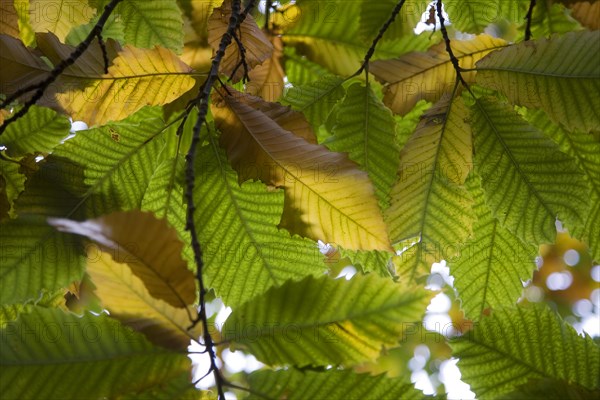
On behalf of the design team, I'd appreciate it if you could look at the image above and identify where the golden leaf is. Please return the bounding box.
[212,88,392,252]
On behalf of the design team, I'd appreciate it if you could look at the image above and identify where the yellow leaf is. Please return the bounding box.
[569,1,600,30]
[49,210,196,308]
[29,0,95,42]
[57,45,195,126]
[0,0,19,38]
[247,35,285,102]
[212,89,392,252]
[370,34,507,115]
[86,246,201,351]
[207,0,273,82]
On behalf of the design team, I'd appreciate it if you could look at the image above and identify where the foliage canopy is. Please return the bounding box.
[0,0,599,399]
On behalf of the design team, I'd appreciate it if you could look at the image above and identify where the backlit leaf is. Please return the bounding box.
[212,89,392,251]
[57,45,195,126]
[385,94,474,279]
[247,35,285,102]
[0,0,19,37]
[49,210,196,308]
[84,246,201,350]
[451,305,600,398]
[327,82,399,207]
[370,34,507,115]
[29,0,94,42]
[0,307,195,399]
[247,368,423,400]
[193,131,326,307]
[445,0,528,33]
[224,274,430,367]
[476,31,600,132]
[207,0,273,82]
[451,173,537,319]
[470,97,589,244]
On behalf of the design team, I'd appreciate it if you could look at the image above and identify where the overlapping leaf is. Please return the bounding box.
[0,106,70,157]
[327,82,399,207]
[359,0,430,41]
[51,107,174,214]
[49,210,196,308]
[476,31,600,132]
[0,168,86,304]
[283,47,330,86]
[568,1,600,30]
[526,1,581,39]
[193,133,325,307]
[0,159,25,219]
[0,307,195,399]
[223,274,430,367]
[281,74,345,128]
[119,0,185,53]
[0,0,19,37]
[282,0,430,76]
[370,34,507,115]
[445,0,529,33]
[29,0,93,42]
[207,0,273,82]
[57,45,195,126]
[385,94,473,279]
[212,89,392,251]
[470,97,589,244]
[247,35,285,102]
[247,369,423,400]
[83,246,200,350]
[524,109,600,261]
[451,173,537,319]
[451,305,600,398]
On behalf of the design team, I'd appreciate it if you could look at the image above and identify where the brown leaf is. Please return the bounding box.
[247,34,285,102]
[207,0,273,82]
[569,1,600,30]
[0,0,19,38]
[49,210,196,308]
[212,88,392,252]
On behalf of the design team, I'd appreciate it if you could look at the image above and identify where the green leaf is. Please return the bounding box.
[445,0,528,33]
[0,105,70,157]
[476,31,600,132]
[65,12,125,46]
[247,368,423,400]
[51,107,172,215]
[526,1,582,39]
[451,305,600,398]
[0,159,25,219]
[0,307,194,399]
[385,94,474,279]
[281,74,346,128]
[223,274,430,367]
[503,378,600,400]
[0,164,87,304]
[451,173,537,319]
[470,96,589,244]
[283,47,330,86]
[524,109,600,262]
[327,82,399,208]
[119,0,185,53]
[282,0,430,76]
[194,133,326,307]
[359,0,430,41]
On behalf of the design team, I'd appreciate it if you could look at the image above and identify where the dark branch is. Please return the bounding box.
[0,0,124,135]
[184,1,256,399]
[355,0,407,77]
[97,34,110,74]
[264,0,274,31]
[435,0,468,87]
[229,1,257,82]
[525,0,537,41]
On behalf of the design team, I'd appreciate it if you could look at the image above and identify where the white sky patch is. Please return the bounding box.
[414,1,450,35]
[563,249,580,267]
[546,270,573,291]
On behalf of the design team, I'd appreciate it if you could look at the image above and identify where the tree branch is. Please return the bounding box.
[355,0,407,77]
[525,0,537,41]
[435,0,468,88]
[184,1,255,399]
[0,0,124,135]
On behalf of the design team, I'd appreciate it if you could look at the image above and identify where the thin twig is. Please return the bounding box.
[525,0,537,41]
[184,1,252,399]
[97,33,110,74]
[228,0,257,82]
[264,0,273,31]
[0,0,124,135]
[355,0,407,77]
[435,0,468,87]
